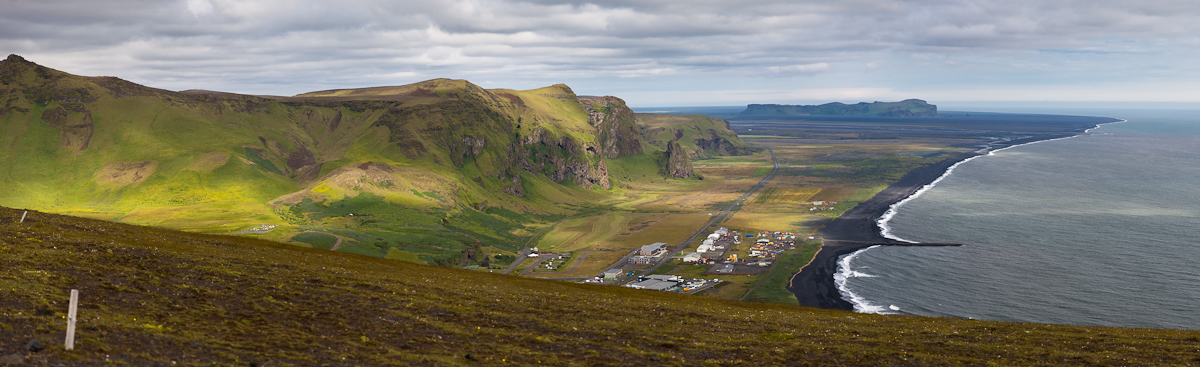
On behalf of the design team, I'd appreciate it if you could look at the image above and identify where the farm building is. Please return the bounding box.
[640,242,667,256]
[627,280,675,291]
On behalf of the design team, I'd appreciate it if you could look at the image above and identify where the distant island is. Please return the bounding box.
[740,99,938,117]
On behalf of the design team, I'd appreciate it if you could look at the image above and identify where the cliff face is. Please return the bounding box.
[741,99,938,117]
[664,140,694,178]
[580,96,643,159]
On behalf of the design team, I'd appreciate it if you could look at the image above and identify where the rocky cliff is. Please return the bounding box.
[581,96,644,159]
[664,140,694,178]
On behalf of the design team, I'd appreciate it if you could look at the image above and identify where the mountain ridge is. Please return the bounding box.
[0,54,673,265]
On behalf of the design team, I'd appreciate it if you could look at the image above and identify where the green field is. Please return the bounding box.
[744,241,822,304]
[290,232,338,250]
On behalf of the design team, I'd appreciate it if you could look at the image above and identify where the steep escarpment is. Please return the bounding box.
[0,55,650,265]
[581,96,643,159]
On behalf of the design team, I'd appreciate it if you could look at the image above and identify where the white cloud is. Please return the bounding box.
[767,63,831,76]
[186,0,213,17]
[1,0,1199,104]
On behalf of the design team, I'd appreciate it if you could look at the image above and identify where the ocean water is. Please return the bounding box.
[840,109,1200,330]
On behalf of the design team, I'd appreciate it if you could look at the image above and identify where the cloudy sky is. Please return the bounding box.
[4,0,1200,107]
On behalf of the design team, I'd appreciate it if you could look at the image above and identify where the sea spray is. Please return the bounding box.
[833,245,889,314]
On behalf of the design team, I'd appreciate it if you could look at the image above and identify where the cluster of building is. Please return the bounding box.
[684,227,741,264]
[536,252,573,270]
[806,200,840,212]
[747,231,796,259]
[624,274,719,292]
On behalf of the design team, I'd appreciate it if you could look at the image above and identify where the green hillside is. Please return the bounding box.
[636,113,753,159]
[0,54,660,266]
[3,207,1197,365]
[741,99,938,117]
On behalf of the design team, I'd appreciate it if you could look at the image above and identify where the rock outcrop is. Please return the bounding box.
[581,96,643,158]
[664,141,694,179]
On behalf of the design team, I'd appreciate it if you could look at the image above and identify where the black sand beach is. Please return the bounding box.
[786,134,1079,310]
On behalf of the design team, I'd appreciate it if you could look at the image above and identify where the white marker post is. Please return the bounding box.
[65,289,78,351]
[20,210,27,223]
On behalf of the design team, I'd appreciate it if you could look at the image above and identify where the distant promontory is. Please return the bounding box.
[740,99,938,117]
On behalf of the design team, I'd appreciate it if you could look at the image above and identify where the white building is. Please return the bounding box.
[640,242,667,256]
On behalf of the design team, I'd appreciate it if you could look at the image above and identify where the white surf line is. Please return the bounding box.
[833,245,887,314]
[859,118,1128,314]
[877,119,1126,243]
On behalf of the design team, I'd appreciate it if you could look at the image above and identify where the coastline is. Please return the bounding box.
[785,132,1086,311]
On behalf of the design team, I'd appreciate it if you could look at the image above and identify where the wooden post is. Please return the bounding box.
[19,210,27,223]
[65,289,78,351]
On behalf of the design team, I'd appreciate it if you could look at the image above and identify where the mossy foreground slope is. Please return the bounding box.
[2,207,1198,366]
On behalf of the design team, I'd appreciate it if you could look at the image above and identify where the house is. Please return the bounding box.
[640,242,667,256]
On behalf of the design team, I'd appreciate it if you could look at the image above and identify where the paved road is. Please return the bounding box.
[738,252,783,301]
[638,146,781,277]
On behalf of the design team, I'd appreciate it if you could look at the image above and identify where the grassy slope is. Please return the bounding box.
[2,207,1199,366]
[0,57,638,265]
[636,113,751,159]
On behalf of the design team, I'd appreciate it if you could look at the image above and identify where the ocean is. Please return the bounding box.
[840,108,1200,330]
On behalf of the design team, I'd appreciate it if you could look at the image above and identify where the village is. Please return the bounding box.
[567,227,801,295]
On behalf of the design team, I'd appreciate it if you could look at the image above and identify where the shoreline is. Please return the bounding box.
[785,132,1086,311]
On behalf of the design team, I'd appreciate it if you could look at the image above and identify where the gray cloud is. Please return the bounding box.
[2,0,1199,104]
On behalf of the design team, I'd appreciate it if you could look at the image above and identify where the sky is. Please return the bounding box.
[3,0,1200,107]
